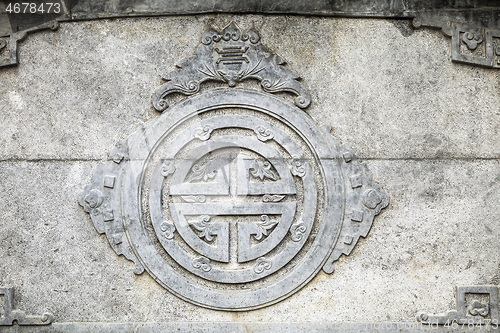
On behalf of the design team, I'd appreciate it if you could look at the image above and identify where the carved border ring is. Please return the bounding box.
[121,88,344,310]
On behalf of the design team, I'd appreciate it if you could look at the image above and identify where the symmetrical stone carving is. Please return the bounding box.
[80,24,388,310]
[417,286,499,325]
[152,22,310,111]
[0,287,53,326]
[413,18,500,69]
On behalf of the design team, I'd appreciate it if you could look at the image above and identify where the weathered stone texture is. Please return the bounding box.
[0,14,499,325]
[1,16,499,160]
[0,159,498,322]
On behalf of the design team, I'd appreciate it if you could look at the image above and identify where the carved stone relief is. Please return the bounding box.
[2,1,500,70]
[0,287,53,326]
[152,22,310,111]
[0,20,59,68]
[79,23,388,310]
[413,18,500,69]
[417,286,499,326]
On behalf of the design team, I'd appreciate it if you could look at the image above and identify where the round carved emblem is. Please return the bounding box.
[79,23,388,311]
[129,89,342,309]
[80,88,388,310]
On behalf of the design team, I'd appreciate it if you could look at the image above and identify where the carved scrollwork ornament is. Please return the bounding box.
[80,23,388,311]
[0,20,59,68]
[0,287,53,326]
[152,22,310,111]
[412,18,500,69]
[417,286,499,325]
[462,31,483,50]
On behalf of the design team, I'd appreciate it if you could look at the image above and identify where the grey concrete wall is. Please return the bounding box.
[0,14,499,325]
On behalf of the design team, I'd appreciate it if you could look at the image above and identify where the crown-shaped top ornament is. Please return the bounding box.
[153,22,311,111]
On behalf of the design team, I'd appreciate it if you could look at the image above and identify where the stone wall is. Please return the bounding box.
[0,14,499,330]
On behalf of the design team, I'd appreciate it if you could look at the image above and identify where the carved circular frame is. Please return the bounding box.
[121,88,344,310]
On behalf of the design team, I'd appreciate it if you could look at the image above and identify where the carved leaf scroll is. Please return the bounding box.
[250,160,277,181]
[192,215,217,242]
[187,161,218,182]
[153,22,310,111]
[253,215,278,241]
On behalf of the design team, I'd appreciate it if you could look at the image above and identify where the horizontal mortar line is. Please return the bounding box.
[0,158,103,162]
[0,157,498,163]
[359,157,500,161]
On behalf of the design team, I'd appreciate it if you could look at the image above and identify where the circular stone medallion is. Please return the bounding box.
[80,88,388,311]
[126,88,341,309]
